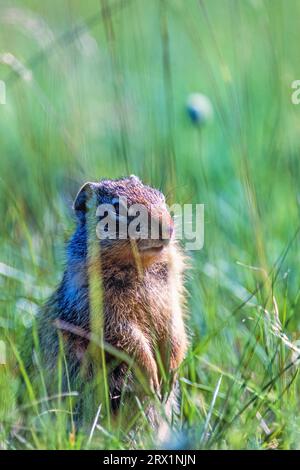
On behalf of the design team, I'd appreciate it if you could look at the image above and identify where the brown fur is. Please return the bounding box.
[38,176,188,436]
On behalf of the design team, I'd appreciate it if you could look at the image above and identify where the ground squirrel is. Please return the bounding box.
[38,175,188,434]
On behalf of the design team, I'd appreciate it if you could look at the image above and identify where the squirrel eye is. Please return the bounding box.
[111,198,120,215]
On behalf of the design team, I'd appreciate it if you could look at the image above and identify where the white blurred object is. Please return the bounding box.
[186,92,213,125]
[76,31,98,57]
[0,52,32,81]
[1,7,54,48]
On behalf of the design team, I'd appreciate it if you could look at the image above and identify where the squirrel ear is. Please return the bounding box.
[129,174,141,184]
[73,182,97,213]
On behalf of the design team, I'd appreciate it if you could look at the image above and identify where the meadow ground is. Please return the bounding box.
[1,0,300,449]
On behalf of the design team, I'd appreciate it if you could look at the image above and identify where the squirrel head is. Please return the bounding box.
[73,176,174,264]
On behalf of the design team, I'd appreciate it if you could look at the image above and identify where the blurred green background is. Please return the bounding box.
[1,0,300,449]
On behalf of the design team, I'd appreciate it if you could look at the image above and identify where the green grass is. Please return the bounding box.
[1,0,300,449]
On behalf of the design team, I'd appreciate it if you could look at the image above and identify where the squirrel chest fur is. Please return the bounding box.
[39,175,187,429]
